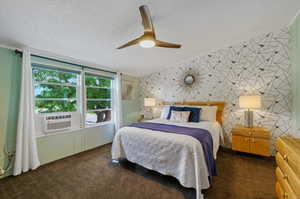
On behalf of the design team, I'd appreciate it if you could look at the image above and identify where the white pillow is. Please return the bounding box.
[200,106,217,122]
[170,110,190,122]
[160,105,171,119]
[175,105,218,122]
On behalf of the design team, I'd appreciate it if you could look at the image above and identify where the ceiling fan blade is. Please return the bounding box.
[139,5,155,36]
[155,40,181,48]
[117,37,141,49]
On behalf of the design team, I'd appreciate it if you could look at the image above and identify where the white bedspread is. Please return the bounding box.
[111,119,223,199]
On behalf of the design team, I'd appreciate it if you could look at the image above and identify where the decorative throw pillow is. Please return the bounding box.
[160,105,171,119]
[180,105,217,122]
[200,106,217,122]
[170,110,191,122]
[183,107,201,122]
[167,106,185,119]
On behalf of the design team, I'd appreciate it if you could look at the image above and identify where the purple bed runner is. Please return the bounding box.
[128,122,217,182]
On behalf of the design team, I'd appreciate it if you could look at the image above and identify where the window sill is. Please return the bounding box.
[84,121,114,129]
[36,121,114,138]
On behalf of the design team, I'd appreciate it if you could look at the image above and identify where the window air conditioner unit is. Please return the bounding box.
[44,114,72,133]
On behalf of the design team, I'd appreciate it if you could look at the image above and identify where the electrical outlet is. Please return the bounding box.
[0,168,5,176]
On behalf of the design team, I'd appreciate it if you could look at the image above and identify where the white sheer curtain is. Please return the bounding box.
[14,49,40,175]
[114,72,123,131]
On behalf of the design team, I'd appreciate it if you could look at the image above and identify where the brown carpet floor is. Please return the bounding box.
[0,144,276,199]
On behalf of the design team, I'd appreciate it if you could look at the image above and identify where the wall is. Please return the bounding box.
[290,13,300,138]
[121,74,141,125]
[0,47,115,178]
[140,28,295,153]
[0,48,21,178]
[37,124,114,165]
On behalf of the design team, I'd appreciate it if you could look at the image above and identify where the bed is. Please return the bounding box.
[111,101,225,199]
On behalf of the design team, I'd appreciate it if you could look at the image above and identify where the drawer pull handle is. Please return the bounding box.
[283,174,288,180]
[283,155,288,162]
[283,193,288,199]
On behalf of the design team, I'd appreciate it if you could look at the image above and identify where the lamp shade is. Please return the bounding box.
[239,95,261,109]
[144,98,156,107]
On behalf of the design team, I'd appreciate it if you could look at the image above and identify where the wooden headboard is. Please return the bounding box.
[162,101,225,125]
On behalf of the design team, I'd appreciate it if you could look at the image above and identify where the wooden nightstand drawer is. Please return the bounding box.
[249,137,270,156]
[276,152,300,196]
[276,137,300,177]
[231,129,251,137]
[231,126,269,138]
[231,126,270,156]
[275,182,295,199]
[276,167,298,199]
[232,135,249,153]
[276,182,285,199]
[275,137,300,199]
[250,130,270,139]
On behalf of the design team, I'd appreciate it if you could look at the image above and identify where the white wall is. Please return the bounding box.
[37,123,114,165]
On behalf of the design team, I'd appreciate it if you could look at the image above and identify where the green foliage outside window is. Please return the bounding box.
[33,67,79,113]
[85,74,111,87]
[32,67,78,84]
[36,100,77,113]
[32,66,113,124]
[85,74,112,124]
[86,88,110,99]
[35,84,76,99]
[85,73,112,111]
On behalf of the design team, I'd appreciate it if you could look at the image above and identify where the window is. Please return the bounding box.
[31,60,115,135]
[85,73,112,125]
[32,64,80,113]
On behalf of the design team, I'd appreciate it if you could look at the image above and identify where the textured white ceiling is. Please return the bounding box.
[0,0,299,76]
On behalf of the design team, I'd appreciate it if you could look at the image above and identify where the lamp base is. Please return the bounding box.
[144,108,153,119]
[244,110,253,128]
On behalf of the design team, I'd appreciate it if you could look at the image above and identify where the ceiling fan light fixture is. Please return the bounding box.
[139,40,155,48]
[116,5,181,49]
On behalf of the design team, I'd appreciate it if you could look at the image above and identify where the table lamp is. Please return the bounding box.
[239,95,261,128]
[144,98,156,119]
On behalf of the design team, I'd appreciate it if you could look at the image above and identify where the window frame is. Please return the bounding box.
[83,71,113,128]
[31,61,116,133]
[32,64,82,115]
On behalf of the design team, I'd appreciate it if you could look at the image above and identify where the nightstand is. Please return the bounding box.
[231,125,271,156]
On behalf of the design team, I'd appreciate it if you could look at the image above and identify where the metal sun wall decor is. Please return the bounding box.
[177,68,205,96]
[140,28,293,154]
[184,74,195,86]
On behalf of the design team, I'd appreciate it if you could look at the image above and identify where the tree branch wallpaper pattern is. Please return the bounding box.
[140,28,293,153]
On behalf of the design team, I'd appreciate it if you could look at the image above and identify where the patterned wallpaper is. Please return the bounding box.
[140,28,293,152]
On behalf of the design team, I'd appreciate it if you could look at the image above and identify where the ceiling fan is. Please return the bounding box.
[117,5,181,49]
